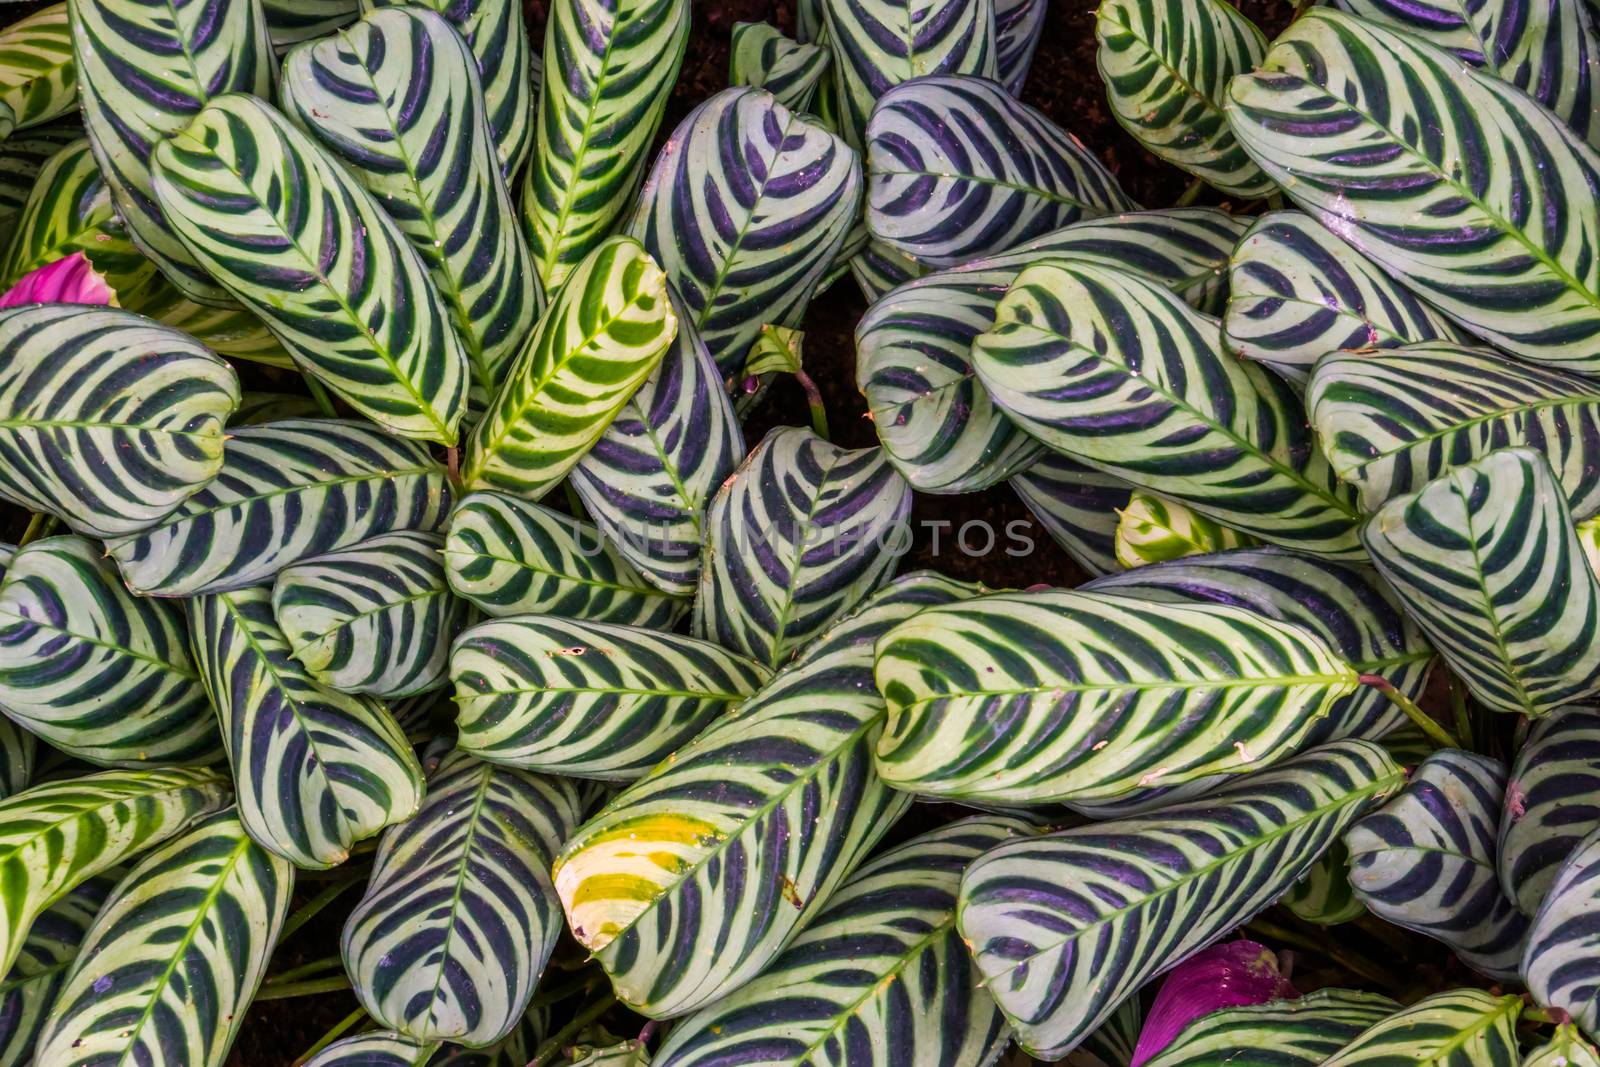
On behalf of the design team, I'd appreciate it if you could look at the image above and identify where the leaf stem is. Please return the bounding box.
[1173,177,1206,208]
[279,875,364,944]
[1358,674,1461,750]
[526,993,617,1067]
[266,955,346,986]
[293,1005,369,1066]
[1245,917,1399,994]
[1447,672,1475,751]
[16,512,57,547]
[306,378,338,419]
[794,368,830,440]
[256,974,352,1001]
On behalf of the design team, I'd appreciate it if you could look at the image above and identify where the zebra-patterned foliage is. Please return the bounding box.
[874,589,1359,804]
[1011,455,1133,577]
[693,426,912,668]
[1226,211,1466,383]
[1114,491,1258,569]
[1333,0,1600,147]
[0,139,155,294]
[304,1032,441,1067]
[1095,0,1270,197]
[653,816,1025,1067]
[858,208,1243,494]
[1226,8,1600,374]
[0,305,239,539]
[273,532,466,699]
[628,88,861,377]
[189,587,425,869]
[1500,706,1600,918]
[730,22,830,113]
[1063,999,1140,1067]
[1362,448,1600,716]
[231,392,326,426]
[444,491,684,626]
[119,273,297,368]
[463,236,674,499]
[1346,750,1528,978]
[343,751,582,1047]
[0,873,115,1066]
[0,120,78,231]
[0,4,75,131]
[523,0,687,289]
[995,0,1045,94]
[1525,1025,1600,1067]
[0,718,33,802]
[957,741,1404,1059]
[1309,344,1600,517]
[1140,990,1399,1067]
[33,810,293,1067]
[427,1008,546,1067]
[865,76,1134,269]
[554,572,975,1018]
[1088,546,1433,749]
[570,292,745,596]
[820,0,997,150]
[365,0,534,178]
[848,236,926,303]
[108,419,452,597]
[0,766,230,975]
[0,536,221,767]
[281,7,541,408]
[974,261,1363,557]
[1283,842,1364,925]
[152,93,469,444]
[1526,825,1600,1038]
[452,616,770,780]
[261,0,357,51]
[70,0,273,305]
[1323,989,1523,1067]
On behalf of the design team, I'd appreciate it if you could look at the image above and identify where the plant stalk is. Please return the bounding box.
[306,378,338,418]
[16,512,58,547]
[794,368,830,441]
[525,993,617,1067]
[293,1005,369,1066]
[279,875,364,944]
[1245,917,1398,994]
[1358,674,1462,750]
[1174,177,1206,207]
[256,974,352,1001]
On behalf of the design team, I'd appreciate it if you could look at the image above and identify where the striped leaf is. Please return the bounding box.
[0,766,231,975]
[628,87,862,377]
[0,138,155,294]
[0,120,79,231]
[1140,990,1399,1067]
[1322,989,1522,1067]
[1113,490,1258,569]
[452,616,770,780]
[343,751,582,1046]
[973,260,1364,557]
[70,0,274,305]
[0,304,239,539]
[1011,455,1133,577]
[730,22,830,113]
[957,740,1404,1059]
[874,588,1360,804]
[1064,1000,1141,1067]
[1526,824,1600,1038]
[232,392,326,426]
[0,535,222,767]
[1333,0,1600,147]
[151,93,469,444]
[444,490,684,626]
[858,208,1243,494]
[273,531,467,699]
[1525,1025,1600,1067]
[0,718,33,802]
[189,587,425,869]
[365,0,535,178]
[305,1033,441,1067]
[864,76,1135,269]
[0,874,116,1066]
[995,0,1045,94]
[820,0,998,150]
[1086,546,1433,750]
[1282,842,1364,925]
[1309,343,1600,516]
[1225,211,1466,384]
[0,4,75,132]
[1500,706,1600,918]
[120,273,296,368]
[653,815,1025,1067]
[261,0,358,51]
[523,0,687,289]
[33,809,293,1067]
[108,419,452,597]
[1346,750,1528,978]
[462,236,675,499]
[1095,0,1271,197]
[569,292,745,596]
[554,572,975,1018]
[692,426,912,668]
[1226,8,1600,374]
[847,236,926,303]
[281,7,541,408]
[1361,448,1600,716]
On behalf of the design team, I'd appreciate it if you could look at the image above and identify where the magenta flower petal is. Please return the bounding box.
[1129,940,1298,1067]
[0,253,117,309]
